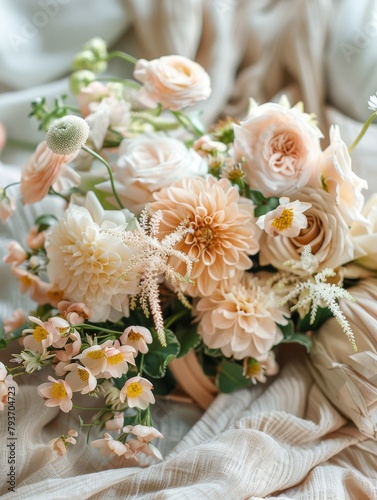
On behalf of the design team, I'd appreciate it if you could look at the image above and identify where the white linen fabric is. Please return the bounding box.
[1,0,377,498]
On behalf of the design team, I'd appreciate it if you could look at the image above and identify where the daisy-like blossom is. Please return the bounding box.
[102,380,126,410]
[119,326,153,355]
[0,362,18,411]
[11,349,55,373]
[3,242,27,266]
[3,309,26,334]
[119,375,155,410]
[320,125,368,226]
[257,197,312,238]
[123,424,163,443]
[46,192,139,323]
[243,352,279,384]
[368,93,377,111]
[86,96,131,150]
[54,330,82,373]
[150,175,260,297]
[64,363,97,394]
[105,412,124,433]
[195,273,289,361]
[22,316,61,353]
[90,433,137,459]
[10,266,65,307]
[49,429,78,457]
[58,301,90,325]
[37,375,73,413]
[20,141,80,205]
[0,188,16,224]
[134,55,211,110]
[259,187,358,276]
[127,438,163,461]
[75,341,136,378]
[26,226,46,249]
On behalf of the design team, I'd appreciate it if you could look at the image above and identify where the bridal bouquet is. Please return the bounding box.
[0,37,375,463]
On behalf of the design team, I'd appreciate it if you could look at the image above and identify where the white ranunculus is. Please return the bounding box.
[134,55,211,110]
[98,133,207,214]
[46,192,139,322]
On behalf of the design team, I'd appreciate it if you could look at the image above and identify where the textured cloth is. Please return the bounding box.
[1,1,377,498]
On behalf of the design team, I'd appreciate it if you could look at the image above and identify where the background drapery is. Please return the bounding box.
[0,1,376,498]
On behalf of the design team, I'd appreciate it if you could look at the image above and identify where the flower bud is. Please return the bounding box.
[70,70,96,94]
[82,37,108,60]
[46,116,90,155]
[72,50,107,74]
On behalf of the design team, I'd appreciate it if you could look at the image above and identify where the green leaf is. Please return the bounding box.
[142,329,180,379]
[0,339,7,350]
[279,321,312,353]
[247,190,280,217]
[174,323,201,358]
[35,214,58,232]
[297,306,334,331]
[186,110,206,135]
[147,369,176,396]
[216,359,251,393]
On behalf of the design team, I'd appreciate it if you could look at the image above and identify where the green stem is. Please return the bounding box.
[96,77,141,89]
[81,145,124,209]
[164,308,190,330]
[48,187,69,202]
[106,51,138,65]
[74,323,124,336]
[73,405,115,411]
[171,110,203,137]
[139,354,145,377]
[348,111,377,154]
[2,181,20,192]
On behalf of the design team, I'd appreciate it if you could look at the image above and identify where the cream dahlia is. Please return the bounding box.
[150,176,260,297]
[195,273,289,361]
[46,192,139,322]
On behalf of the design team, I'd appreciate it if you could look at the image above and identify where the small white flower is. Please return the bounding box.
[368,94,377,112]
[257,197,311,238]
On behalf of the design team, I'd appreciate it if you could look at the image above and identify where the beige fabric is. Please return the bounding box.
[1,1,377,498]
[0,358,376,499]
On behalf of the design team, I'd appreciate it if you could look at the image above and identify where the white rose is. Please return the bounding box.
[321,125,368,226]
[98,133,207,214]
[134,55,211,110]
[234,102,322,196]
[259,187,356,275]
[349,193,377,270]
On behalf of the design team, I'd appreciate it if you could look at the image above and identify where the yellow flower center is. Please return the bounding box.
[86,350,105,360]
[107,353,124,366]
[245,360,262,379]
[51,382,67,399]
[33,325,48,342]
[77,368,89,382]
[272,208,294,231]
[128,331,142,342]
[20,275,33,287]
[195,224,217,248]
[47,289,65,302]
[126,382,143,398]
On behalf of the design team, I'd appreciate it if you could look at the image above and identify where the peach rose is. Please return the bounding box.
[234,102,322,196]
[259,187,356,275]
[134,55,211,110]
[98,133,207,214]
[20,141,79,204]
[320,125,368,226]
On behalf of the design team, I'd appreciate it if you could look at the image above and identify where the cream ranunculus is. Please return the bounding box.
[134,55,211,110]
[46,192,139,322]
[98,133,207,214]
[321,125,368,226]
[195,273,289,361]
[259,187,356,275]
[234,102,322,196]
[349,193,377,271]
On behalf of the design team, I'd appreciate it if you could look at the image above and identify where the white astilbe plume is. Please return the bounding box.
[280,262,357,351]
[107,206,196,347]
